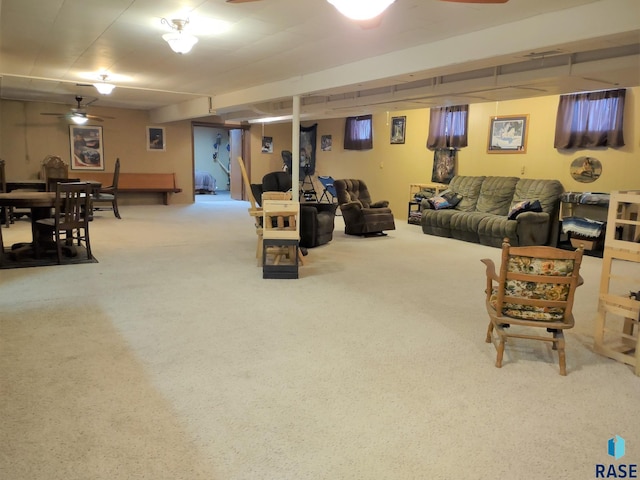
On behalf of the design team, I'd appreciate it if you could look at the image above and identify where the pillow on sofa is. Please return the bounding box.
[508,199,542,220]
[428,191,462,210]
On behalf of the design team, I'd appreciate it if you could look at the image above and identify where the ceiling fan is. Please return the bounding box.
[40,96,111,124]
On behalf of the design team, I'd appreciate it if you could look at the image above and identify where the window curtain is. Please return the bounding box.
[426,105,468,150]
[344,115,373,150]
[554,88,626,148]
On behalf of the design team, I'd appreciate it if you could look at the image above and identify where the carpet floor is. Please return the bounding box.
[1,196,638,480]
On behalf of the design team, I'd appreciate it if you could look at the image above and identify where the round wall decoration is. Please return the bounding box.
[570,156,602,183]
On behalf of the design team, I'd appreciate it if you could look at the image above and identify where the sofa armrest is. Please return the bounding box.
[516,211,551,245]
[370,200,389,208]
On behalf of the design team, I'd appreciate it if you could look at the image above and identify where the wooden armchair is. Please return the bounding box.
[481,238,584,375]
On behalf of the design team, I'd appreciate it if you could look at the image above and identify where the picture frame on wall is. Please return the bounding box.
[262,136,273,154]
[390,116,406,144]
[69,125,104,170]
[321,135,332,151]
[147,126,166,151]
[487,115,529,153]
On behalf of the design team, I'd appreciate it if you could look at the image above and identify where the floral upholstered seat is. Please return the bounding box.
[481,239,584,375]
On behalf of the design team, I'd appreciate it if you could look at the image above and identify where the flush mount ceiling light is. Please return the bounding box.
[161,18,198,54]
[94,74,116,95]
[327,0,396,21]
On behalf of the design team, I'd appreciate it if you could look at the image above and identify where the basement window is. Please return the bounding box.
[344,115,373,150]
[426,105,468,150]
[554,88,626,149]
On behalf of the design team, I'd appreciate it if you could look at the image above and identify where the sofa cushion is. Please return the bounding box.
[420,208,459,237]
[447,176,485,212]
[507,199,543,220]
[512,178,563,214]
[476,176,519,215]
[450,212,492,243]
[477,215,519,247]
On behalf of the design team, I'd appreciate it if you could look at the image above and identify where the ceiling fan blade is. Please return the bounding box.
[40,112,65,116]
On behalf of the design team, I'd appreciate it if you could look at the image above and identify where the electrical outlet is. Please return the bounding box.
[521,165,525,175]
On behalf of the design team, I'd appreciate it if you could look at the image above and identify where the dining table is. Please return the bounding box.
[0,190,81,260]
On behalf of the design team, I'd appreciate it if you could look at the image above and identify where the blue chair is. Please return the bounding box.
[318,176,338,204]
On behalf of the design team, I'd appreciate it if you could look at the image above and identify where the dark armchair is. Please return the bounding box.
[334,179,395,236]
[253,171,336,248]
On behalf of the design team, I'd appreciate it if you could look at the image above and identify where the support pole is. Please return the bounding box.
[292,95,300,201]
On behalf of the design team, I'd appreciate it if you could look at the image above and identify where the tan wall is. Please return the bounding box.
[254,87,640,218]
[0,100,194,204]
[3,87,639,212]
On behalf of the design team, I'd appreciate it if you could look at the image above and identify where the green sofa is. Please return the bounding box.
[420,175,564,247]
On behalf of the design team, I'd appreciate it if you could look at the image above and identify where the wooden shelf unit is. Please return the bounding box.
[593,190,640,375]
[407,182,448,224]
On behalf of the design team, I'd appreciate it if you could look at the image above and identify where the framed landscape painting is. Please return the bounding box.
[487,114,528,153]
[69,125,104,170]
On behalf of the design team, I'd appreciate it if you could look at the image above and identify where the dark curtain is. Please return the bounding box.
[426,105,468,150]
[344,115,373,150]
[554,88,626,148]
[299,123,317,180]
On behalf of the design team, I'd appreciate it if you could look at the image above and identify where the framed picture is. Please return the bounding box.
[261,136,273,154]
[487,115,529,153]
[147,126,166,151]
[390,116,406,144]
[321,134,332,151]
[69,125,104,170]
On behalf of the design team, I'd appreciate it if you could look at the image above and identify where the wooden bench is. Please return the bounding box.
[74,172,182,205]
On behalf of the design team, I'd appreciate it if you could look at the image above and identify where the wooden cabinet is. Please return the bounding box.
[593,191,640,375]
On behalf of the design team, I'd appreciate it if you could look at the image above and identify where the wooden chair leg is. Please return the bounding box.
[112,199,121,219]
[485,321,494,343]
[554,331,567,376]
[495,327,505,368]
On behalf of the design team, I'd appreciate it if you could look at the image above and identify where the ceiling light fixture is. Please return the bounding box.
[327,0,396,21]
[94,74,116,95]
[161,18,198,54]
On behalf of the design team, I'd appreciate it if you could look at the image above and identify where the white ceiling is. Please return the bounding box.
[1,0,639,123]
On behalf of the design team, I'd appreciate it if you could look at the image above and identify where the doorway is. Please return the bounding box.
[192,124,247,201]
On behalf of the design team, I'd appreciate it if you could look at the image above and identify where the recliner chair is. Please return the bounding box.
[334,179,396,236]
[253,171,336,248]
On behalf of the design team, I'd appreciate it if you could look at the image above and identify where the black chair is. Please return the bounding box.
[254,171,336,248]
[34,182,93,264]
[92,158,121,218]
[0,158,9,227]
[334,179,396,236]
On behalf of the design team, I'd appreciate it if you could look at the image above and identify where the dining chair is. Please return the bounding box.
[481,238,584,375]
[92,158,121,218]
[41,155,68,182]
[34,182,93,264]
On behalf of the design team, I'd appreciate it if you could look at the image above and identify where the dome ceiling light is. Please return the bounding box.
[161,18,198,54]
[94,74,116,95]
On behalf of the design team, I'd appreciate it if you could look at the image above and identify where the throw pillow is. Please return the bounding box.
[441,190,463,208]
[428,195,453,210]
[508,199,542,220]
